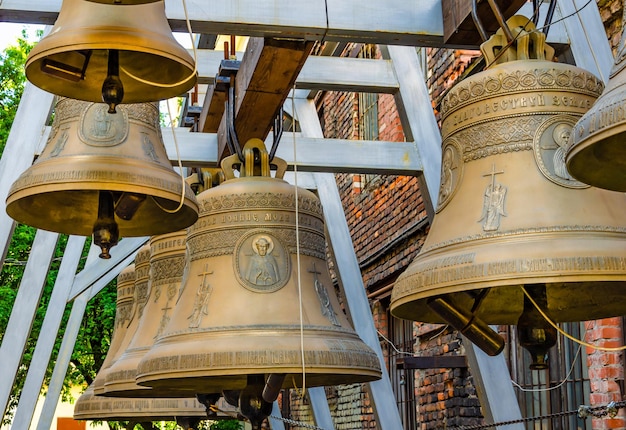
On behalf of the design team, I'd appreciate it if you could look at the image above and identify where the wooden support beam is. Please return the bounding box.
[396,355,468,370]
[198,84,226,133]
[215,37,314,160]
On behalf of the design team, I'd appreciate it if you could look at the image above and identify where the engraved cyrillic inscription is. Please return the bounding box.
[396,256,626,294]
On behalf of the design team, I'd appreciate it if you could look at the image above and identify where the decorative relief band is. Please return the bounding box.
[54,99,159,128]
[114,302,133,329]
[187,228,326,261]
[199,192,323,217]
[422,225,626,254]
[441,66,603,116]
[117,271,135,285]
[447,114,542,161]
[151,256,186,284]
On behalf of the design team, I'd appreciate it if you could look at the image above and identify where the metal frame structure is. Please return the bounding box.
[0,0,615,428]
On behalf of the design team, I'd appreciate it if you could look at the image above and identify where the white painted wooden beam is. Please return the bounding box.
[0,0,446,46]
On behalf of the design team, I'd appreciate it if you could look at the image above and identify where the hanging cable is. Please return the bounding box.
[484,0,594,69]
[511,344,582,392]
[290,86,307,398]
[521,286,626,352]
[151,98,187,213]
[120,0,198,88]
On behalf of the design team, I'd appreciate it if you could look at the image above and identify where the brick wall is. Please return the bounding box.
[415,324,483,429]
[586,318,626,429]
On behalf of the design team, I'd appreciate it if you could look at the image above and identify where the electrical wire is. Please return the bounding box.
[484,0,594,69]
[521,286,626,352]
[120,0,198,88]
[150,99,187,214]
[291,86,307,398]
[511,344,582,392]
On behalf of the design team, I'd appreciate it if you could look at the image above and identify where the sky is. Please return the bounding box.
[0,23,45,50]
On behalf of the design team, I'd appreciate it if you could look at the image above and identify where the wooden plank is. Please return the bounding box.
[216,37,314,160]
[396,355,468,369]
[442,0,527,46]
[198,83,226,133]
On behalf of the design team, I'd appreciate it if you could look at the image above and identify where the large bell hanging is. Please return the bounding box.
[104,230,190,397]
[566,21,626,191]
[75,256,210,429]
[93,263,136,395]
[136,139,381,425]
[391,18,626,370]
[25,0,196,112]
[5,98,198,258]
[74,384,207,429]
[94,245,150,395]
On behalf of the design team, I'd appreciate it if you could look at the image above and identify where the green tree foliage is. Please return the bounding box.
[0,29,36,156]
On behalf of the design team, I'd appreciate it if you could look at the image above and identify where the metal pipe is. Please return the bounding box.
[471,0,489,42]
[486,0,514,42]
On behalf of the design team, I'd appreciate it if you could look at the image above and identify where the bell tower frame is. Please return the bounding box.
[0,0,616,428]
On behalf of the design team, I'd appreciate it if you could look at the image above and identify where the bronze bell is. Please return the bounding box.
[75,258,209,428]
[95,243,152,393]
[25,0,196,112]
[5,98,198,259]
[566,24,626,191]
[74,384,207,429]
[93,263,137,395]
[391,18,626,370]
[104,230,189,397]
[136,139,381,427]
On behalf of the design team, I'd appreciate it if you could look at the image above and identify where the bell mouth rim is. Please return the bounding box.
[566,132,626,192]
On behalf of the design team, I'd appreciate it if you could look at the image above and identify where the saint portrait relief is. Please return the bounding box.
[533,116,588,189]
[235,230,290,292]
[436,140,462,213]
[79,102,128,147]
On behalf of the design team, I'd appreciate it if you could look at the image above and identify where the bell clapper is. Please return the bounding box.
[102,49,124,113]
[427,295,505,357]
[195,393,222,419]
[517,285,558,370]
[93,191,120,259]
[114,192,147,220]
[238,374,274,430]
